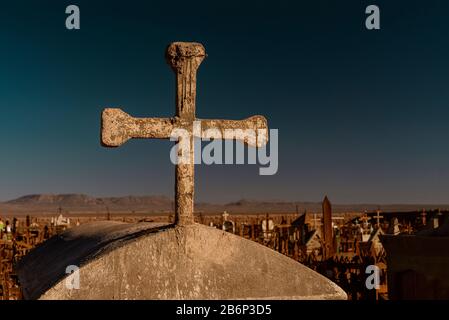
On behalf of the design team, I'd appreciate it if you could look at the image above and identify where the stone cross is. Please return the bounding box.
[101,42,268,226]
[420,208,427,226]
[311,213,322,230]
[375,209,384,228]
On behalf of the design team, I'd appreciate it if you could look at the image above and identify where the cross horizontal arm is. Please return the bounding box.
[200,116,269,148]
[101,108,174,147]
[102,109,269,148]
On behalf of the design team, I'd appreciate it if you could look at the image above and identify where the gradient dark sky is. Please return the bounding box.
[1,0,449,203]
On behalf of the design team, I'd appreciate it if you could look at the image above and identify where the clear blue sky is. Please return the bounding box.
[1,0,449,204]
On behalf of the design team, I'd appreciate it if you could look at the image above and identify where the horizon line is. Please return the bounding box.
[1,192,449,207]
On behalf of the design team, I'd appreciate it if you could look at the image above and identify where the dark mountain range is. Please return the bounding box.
[0,194,448,215]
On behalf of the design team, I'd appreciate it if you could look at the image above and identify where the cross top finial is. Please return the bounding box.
[165,42,205,120]
[166,42,206,68]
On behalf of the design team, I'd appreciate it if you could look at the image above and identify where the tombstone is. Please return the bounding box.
[43,225,50,240]
[437,208,444,227]
[17,42,346,300]
[387,218,400,235]
[375,209,384,228]
[358,216,372,242]
[222,211,235,234]
[12,217,17,234]
[322,196,334,258]
[381,214,449,299]
[335,228,341,254]
[432,216,439,229]
[261,217,275,241]
[420,209,427,226]
[222,221,235,234]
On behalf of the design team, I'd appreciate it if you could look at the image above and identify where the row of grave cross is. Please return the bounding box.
[101,42,269,226]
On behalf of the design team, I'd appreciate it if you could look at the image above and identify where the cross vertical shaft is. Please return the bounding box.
[166,42,205,225]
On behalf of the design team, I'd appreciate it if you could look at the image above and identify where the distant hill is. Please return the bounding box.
[0,193,448,216]
[1,194,174,215]
[7,194,99,206]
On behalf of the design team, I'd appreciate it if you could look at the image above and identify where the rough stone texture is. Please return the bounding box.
[101,109,174,147]
[200,116,268,148]
[101,109,268,149]
[166,42,205,120]
[17,222,347,300]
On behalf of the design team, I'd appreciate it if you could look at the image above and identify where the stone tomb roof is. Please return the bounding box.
[17,221,346,300]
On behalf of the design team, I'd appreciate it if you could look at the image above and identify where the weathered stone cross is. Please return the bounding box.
[101,42,268,226]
